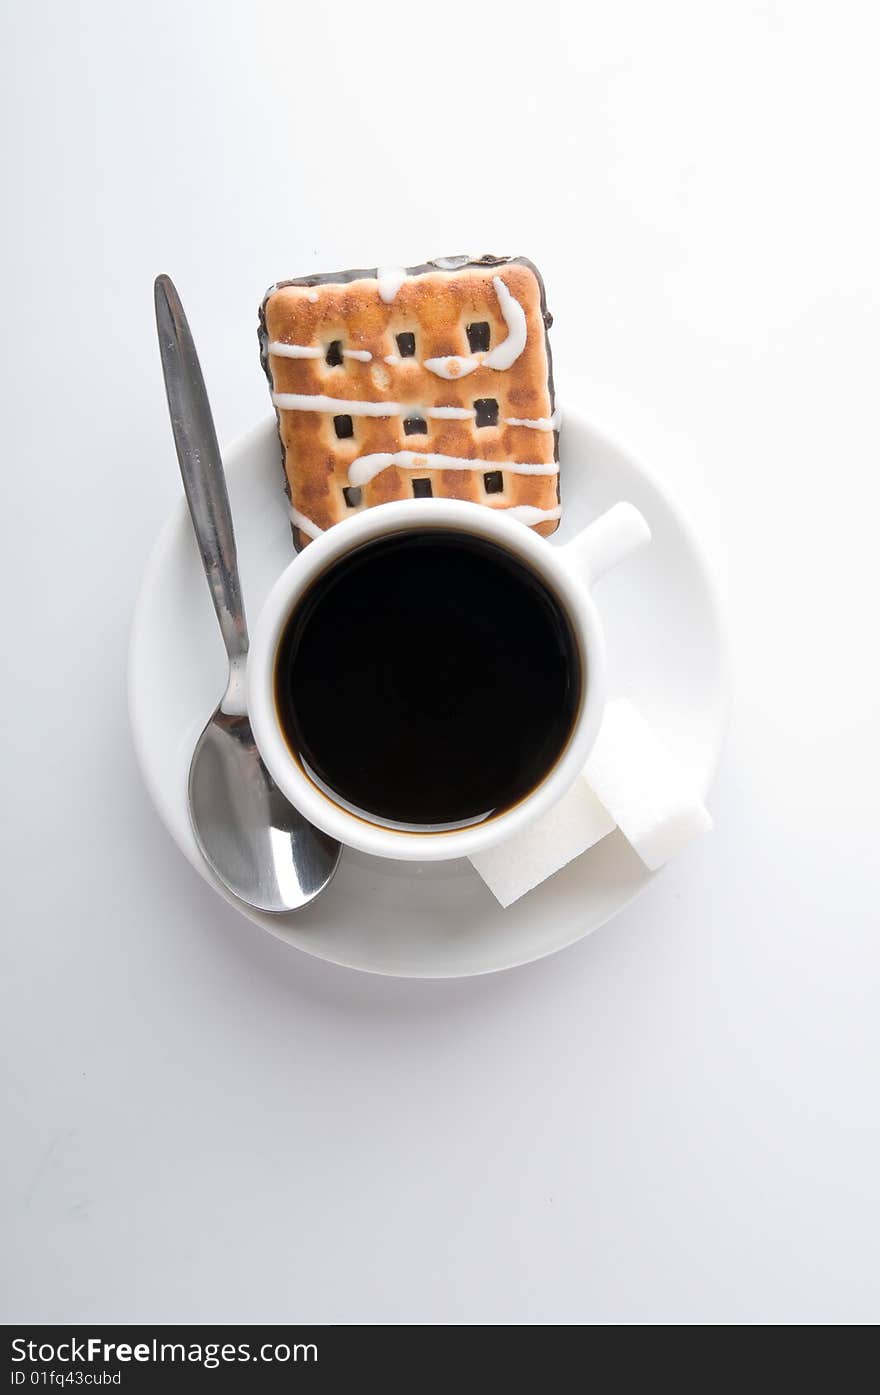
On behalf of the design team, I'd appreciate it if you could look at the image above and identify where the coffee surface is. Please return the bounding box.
[275,530,582,829]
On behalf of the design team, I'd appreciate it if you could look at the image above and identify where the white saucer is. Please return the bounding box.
[128,410,728,978]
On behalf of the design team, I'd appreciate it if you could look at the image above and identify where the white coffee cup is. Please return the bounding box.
[248,498,650,862]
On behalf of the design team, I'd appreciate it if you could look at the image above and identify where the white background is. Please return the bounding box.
[2,0,879,1324]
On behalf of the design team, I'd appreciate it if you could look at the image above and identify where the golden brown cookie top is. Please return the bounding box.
[259,256,559,548]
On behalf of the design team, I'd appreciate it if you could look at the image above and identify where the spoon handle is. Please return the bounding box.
[154,274,249,673]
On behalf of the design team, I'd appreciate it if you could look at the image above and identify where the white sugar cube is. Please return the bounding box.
[469,698,713,907]
[469,777,614,909]
[584,699,713,871]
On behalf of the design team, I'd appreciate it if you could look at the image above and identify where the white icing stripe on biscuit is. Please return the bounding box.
[423,355,481,380]
[482,276,528,370]
[289,507,324,539]
[269,343,372,362]
[273,394,476,422]
[272,393,403,417]
[496,504,561,526]
[268,342,323,359]
[348,451,559,488]
[377,267,407,303]
[504,410,560,431]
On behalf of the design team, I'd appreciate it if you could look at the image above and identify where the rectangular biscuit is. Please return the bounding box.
[258,255,559,550]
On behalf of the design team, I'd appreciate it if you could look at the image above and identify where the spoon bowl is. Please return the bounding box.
[189,710,340,913]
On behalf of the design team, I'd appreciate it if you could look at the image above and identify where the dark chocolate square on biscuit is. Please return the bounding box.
[467,321,491,353]
[474,398,499,428]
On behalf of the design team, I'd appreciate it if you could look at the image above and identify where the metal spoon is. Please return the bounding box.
[154,274,341,912]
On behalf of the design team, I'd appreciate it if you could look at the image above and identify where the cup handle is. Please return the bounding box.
[559,502,651,588]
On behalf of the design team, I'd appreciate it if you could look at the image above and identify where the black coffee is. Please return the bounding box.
[275,530,582,829]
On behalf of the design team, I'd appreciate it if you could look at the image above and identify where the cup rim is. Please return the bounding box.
[247,498,606,861]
